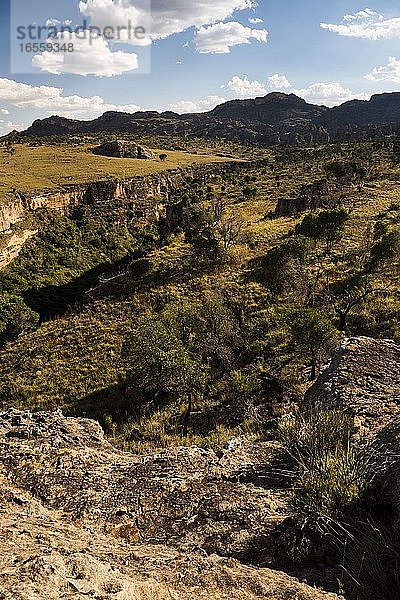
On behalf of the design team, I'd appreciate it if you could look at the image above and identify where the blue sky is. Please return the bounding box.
[1,0,400,134]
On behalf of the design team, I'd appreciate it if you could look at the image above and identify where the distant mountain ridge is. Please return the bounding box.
[17,91,400,146]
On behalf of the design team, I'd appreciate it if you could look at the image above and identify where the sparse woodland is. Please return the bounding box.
[0,135,400,599]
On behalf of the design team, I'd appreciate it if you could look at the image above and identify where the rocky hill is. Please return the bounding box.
[17,92,400,146]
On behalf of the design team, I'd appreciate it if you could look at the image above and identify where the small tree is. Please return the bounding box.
[286,308,340,380]
[0,292,39,345]
[124,314,207,433]
[256,236,312,296]
[159,153,168,162]
[295,208,350,253]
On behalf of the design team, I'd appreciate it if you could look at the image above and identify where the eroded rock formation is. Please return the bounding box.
[274,179,345,217]
[0,409,344,599]
[0,160,249,271]
[304,336,400,437]
[92,141,153,159]
[0,161,243,235]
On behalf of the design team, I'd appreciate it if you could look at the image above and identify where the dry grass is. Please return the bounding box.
[0,142,233,204]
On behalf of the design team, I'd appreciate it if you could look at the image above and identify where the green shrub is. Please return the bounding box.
[0,292,39,345]
[277,410,370,522]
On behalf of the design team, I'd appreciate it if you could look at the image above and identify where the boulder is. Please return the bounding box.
[304,337,400,438]
[367,415,400,521]
[92,140,153,159]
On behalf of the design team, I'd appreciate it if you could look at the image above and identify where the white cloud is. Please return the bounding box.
[248,17,263,24]
[0,108,10,115]
[267,74,291,90]
[0,79,62,106]
[321,8,400,40]
[365,56,400,83]
[195,21,267,54]
[78,0,255,42]
[220,73,367,106]
[45,18,61,27]
[266,74,369,106]
[225,75,266,96]
[0,78,142,119]
[78,0,151,45]
[169,95,226,113]
[32,32,138,77]
[296,82,369,105]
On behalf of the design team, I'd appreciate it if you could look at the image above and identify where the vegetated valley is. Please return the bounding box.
[0,119,400,600]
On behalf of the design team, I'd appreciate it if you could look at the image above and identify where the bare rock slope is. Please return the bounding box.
[304,336,400,436]
[0,409,343,599]
[0,480,340,600]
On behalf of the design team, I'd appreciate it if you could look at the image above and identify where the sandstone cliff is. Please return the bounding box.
[0,161,245,235]
[0,160,246,271]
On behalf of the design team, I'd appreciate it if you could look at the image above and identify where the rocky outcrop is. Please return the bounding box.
[92,140,153,159]
[274,179,344,217]
[0,229,37,269]
[0,409,286,561]
[368,415,400,518]
[0,195,26,232]
[0,409,346,599]
[304,337,400,437]
[0,480,342,600]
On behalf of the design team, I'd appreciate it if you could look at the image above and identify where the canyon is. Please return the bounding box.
[0,160,245,270]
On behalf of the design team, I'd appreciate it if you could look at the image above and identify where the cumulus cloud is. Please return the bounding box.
[34,1,260,76]
[266,74,369,106]
[296,82,369,105]
[32,32,138,76]
[0,108,10,115]
[195,21,267,54]
[0,78,142,119]
[221,73,366,106]
[168,95,226,113]
[78,0,255,42]
[248,17,263,24]
[78,0,150,45]
[366,56,400,83]
[321,8,400,40]
[267,74,291,90]
[225,75,266,96]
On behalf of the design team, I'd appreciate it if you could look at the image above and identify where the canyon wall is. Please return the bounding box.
[0,160,248,270]
[0,161,244,234]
